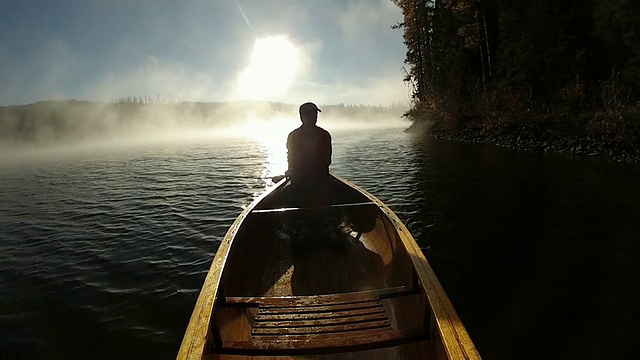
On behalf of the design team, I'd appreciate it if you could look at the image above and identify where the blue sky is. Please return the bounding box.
[0,0,409,106]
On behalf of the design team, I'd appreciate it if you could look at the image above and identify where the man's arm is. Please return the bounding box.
[287,131,303,177]
[320,129,332,168]
[286,133,293,176]
[326,132,332,167]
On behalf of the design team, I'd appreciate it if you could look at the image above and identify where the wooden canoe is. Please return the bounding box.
[177,174,480,359]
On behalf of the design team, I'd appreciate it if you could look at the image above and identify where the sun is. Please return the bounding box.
[235,35,300,100]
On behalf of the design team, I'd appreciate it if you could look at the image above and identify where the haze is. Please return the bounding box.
[0,100,407,168]
[0,0,409,106]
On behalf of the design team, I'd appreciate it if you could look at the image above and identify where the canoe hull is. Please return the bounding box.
[178,175,480,359]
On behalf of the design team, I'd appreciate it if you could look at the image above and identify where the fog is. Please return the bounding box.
[1,1,411,170]
[0,100,408,167]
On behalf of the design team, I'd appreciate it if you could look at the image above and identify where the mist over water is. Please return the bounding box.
[0,101,407,169]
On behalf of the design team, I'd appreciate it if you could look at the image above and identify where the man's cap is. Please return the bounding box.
[299,102,322,115]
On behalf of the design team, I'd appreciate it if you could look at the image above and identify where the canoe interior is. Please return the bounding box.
[178,176,480,359]
[206,178,435,359]
[221,185,415,297]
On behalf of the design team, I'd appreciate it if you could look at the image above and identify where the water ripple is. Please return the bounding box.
[0,128,430,358]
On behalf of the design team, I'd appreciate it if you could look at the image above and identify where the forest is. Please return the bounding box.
[391,0,639,162]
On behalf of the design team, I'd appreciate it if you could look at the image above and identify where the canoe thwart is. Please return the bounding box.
[251,201,376,214]
[222,285,419,307]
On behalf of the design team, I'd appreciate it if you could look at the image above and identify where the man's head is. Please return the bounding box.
[299,102,321,125]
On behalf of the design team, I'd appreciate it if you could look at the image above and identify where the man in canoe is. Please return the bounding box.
[283,102,342,250]
[285,102,332,185]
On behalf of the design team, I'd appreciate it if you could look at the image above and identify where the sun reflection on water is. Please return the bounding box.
[258,131,288,187]
[232,117,292,187]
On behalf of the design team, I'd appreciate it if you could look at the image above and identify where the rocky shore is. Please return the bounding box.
[407,121,640,164]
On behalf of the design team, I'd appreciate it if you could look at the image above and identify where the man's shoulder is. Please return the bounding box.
[317,126,331,138]
[309,125,329,134]
[289,125,330,138]
[288,127,302,138]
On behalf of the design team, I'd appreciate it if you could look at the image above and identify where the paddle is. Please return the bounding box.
[271,174,287,183]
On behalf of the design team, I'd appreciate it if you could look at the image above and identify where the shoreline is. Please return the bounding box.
[406,122,640,164]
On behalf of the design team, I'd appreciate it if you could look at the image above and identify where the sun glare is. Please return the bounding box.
[252,119,290,181]
[228,117,292,184]
[235,36,300,100]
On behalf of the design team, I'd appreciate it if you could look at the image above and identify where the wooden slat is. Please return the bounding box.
[215,277,430,355]
[255,306,385,321]
[253,312,388,328]
[252,319,390,336]
[218,327,427,356]
[258,300,381,314]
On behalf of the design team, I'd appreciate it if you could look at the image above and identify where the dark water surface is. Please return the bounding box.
[1,127,638,359]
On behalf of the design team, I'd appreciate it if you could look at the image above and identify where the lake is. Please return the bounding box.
[1,125,638,359]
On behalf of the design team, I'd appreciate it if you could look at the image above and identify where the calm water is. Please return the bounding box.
[1,126,638,359]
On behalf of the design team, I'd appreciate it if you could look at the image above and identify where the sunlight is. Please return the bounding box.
[255,120,290,184]
[235,36,300,100]
[231,117,292,185]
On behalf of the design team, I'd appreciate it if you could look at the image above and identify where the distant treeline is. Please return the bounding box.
[112,93,178,104]
[392,0,639,150]
[0,100,405,146]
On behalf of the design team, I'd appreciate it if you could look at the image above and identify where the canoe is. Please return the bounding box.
[177,174,480,359]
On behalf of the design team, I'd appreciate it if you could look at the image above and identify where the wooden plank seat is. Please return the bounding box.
[216,286,427,355]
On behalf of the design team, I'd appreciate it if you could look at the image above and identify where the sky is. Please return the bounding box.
[0,0,410,106]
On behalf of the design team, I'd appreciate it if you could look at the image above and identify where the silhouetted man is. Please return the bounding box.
[286,102,332,188]
[284,102,340,250]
